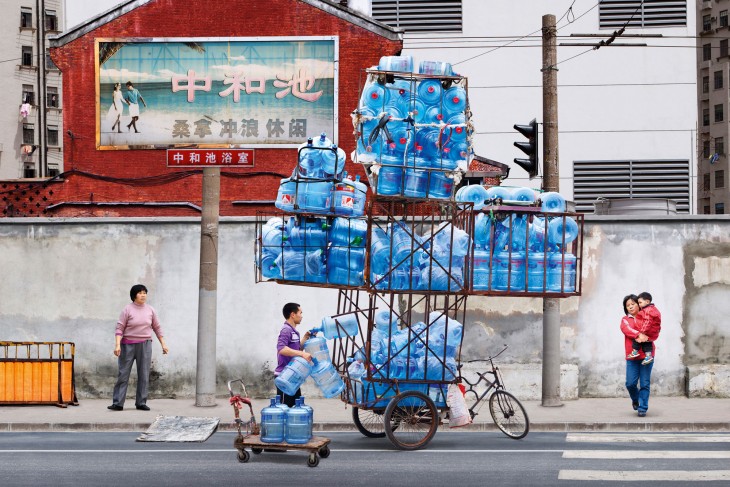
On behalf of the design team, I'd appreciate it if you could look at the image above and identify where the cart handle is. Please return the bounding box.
[227,379,247,398]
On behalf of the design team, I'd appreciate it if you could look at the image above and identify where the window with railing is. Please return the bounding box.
[47,86,58,107]
[715,104,724,123]
[20,7,32,29]
[21,46,33,67]
[23,124,34,144]
[704,43,712,61]
[46,125,58,146]
[716,169,726,188]
[22,84,35,105]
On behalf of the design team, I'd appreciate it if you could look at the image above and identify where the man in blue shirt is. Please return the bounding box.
[124,81,147,133]
[275,303,312,407]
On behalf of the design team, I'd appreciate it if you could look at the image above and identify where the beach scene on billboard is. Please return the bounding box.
[97,38,336,148]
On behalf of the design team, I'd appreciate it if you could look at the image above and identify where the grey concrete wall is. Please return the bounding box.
[1,215,728,400]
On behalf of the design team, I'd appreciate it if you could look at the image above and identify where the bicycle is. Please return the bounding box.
[460,345,530,439]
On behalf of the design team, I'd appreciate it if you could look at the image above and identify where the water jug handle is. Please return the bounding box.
[309,326,322,336]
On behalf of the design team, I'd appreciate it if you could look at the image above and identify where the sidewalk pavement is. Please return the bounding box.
[1,397,729,433]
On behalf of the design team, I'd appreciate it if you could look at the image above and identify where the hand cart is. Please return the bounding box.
[227,379,331,467]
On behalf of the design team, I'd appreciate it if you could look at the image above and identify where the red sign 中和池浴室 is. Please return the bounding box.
[167,149,254,167]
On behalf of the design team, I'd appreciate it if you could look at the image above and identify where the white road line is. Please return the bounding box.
[567,433,730,443]
[0,448,562,454]
[563,450,730,459]
[558,470,730,481]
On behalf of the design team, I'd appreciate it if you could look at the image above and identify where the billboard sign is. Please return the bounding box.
[96,37,338,150]
[166,149,254,167]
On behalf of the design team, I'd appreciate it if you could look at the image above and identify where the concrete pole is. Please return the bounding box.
[541,14,562,407]
[196,167,220,407]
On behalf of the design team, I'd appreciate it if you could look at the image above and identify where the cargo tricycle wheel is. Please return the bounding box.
[307,453,320,467]
[319,445,330,458]
[384,391,438,450]
[352,407,386,438]
[251,447,263,454]
[489,390,530,440]
[237,449,250,463]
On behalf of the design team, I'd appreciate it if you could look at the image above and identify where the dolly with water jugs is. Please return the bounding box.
[227,379,331,467]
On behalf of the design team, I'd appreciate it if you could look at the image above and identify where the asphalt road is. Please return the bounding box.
[1,431,729,486]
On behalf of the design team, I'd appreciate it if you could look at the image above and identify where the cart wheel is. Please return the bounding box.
[237,449,250,463]
[384,391,438,451]
[307,453,320,467]
[318,445,330,458]
[352,407,386,438]
[489,390,530,440]
[251,447,263,454]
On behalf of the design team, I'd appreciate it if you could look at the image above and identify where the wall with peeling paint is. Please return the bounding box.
[1,215,728,399]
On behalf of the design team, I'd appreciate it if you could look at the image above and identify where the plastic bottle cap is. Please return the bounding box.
[455,127,463,134]
[452,96,460,103]
[399,89,406,95]
[371,92,379,99]
[428,86,435,93]
[389,142,396,149]
[399,137,407,144]
[437,114,443,120]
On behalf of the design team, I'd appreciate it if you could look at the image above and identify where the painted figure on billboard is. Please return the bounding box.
[124,81,147,133]
[106,82,127,133]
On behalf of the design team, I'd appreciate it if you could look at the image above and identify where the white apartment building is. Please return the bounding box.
[0,0,64,180]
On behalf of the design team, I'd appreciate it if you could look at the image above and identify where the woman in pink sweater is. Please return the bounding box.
[108,284,168,411]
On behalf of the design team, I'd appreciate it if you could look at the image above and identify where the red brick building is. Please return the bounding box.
[1,0,403,217]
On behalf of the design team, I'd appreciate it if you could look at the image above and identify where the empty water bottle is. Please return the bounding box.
[304,249,327,283]
[442,86,467,119]
[445,113,467,142]
[274,356,313,397]
[299,181,333,214]
[379,55,414,72]
[428,171,453,200]
[310,358,345,398]
[285,398,312,444]
[526,251,547,292]
[347,360,366,403]
[375,309,399,334]
[390,221,421,264]
[275,250,305,281]
[327,246,366,271]
[474,212,494,250]
[541,191,567,213]
[352,175,368,217]
[289,224,327,250]
[547,252,577,292]
[303,335,330,364]
[361,82,390,111]
[418,60,453,76]
[424,105,444,125]
[485,185,511,204]
[327,266,364,287]
[370,229,392,275]
[321,145,347,179]
[455,184,489,210]
[261,222,289,256]
[412,99,428,124]
[318,314,360,339]
[472,247,492,290]
[491,251,526,291]
[388,78,414,113]
[258,250,282,280]
[275,178,298,212]
[528,216,547,252]
[260,398,286,443]
[547,216,579,245]
[333,175,356,217]
[299,396,314,431]
[330,217,367,247]
[417,79,443,105]
[511,187,537,203]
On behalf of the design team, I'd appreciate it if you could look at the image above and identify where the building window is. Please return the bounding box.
[715,71,724,89]
[703,76,710,94]
[45,49,57,70]
[600,0,687,28]
[716,137,725,155]
[21,46,33,67]
[715,104,724,123]
[704,173,711,191]
[24,166,36,178]
[703,139,711,158]
[704,14,712,32]
[703,108,710,126]
[48,167,60,178]
[23,123,34,144]
[704,205,711,214]
[46,125,59,146]
[372,0,463,32]
[44,9,57,31]
[22,84,35,105]
[716,203,725,214]
[716,169,726,188]
[20,7,32,28]
[47,86,58,107]
[704,44,712,61]
[722,10,728,28]
[722,40,729,58]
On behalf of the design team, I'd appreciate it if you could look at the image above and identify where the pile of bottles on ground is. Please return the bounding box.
[275,132,368,216]
[259,395,314,444]
[258,187,579,293]
[354,55,471,200]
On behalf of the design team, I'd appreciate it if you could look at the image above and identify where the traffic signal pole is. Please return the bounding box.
[541,13,563,407]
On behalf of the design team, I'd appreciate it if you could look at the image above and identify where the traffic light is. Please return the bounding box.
[513,119,539,179]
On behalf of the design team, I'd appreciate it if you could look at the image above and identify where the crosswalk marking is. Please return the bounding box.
[558,470,730,481]
[566,433,730,443]
[563,450,730,459]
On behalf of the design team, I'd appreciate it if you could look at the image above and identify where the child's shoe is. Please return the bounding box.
[627,350,640,359]
[641,355,654,365]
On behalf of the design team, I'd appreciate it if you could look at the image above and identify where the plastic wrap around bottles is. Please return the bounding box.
[485,185,511,203]
[456,184,489,210]
[526,251,547,292]
[319,314,360,339]
[547,252,577,292]
[260,398,286,443]
[379,55,414,72]
[303,336,330,368]
[274,356,313,397]
[275,178,298,212]
[541,191,567,213]
[361,82,390,111]
[442,86,467,118]
[491,251,526,291]
[311,358,345,398]
[472,247,492,290]
[417,79,443,105]
[511,187,537,203]
[547,216,579,245]
[418,60,453,76]
[330,217,367,247]
[275,250,305,281]
[285,398,312,444]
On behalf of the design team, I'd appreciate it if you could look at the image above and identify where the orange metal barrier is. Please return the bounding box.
[0,342,78,407]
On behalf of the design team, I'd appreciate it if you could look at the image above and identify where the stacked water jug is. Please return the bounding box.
[355,56,471,200]
[275,132,367,216]
[260,395,314,444]
[462,186,579,293]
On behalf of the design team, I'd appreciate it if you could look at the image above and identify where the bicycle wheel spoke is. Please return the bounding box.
[489,390,529,440]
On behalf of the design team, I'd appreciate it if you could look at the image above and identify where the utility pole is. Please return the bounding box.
[196,167,220,406]
[541,13,562,407]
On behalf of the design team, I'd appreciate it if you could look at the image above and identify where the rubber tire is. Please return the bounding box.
[352,407,387,438]
[489,390,530,440]
[237,449,250,463]
[251,447,263,454]
[384,391,438,451]
[318,445,330,458]
[307,453,320,467]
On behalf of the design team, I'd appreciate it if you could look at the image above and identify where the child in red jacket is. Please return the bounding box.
[627,291,662,365]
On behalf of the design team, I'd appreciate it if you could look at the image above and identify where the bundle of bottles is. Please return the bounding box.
[275,133,368,216]
[354,56,471,200]
[259,395,314,444]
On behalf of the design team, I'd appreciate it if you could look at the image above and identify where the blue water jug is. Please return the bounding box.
[433,223,470,257]
[541,191,566,213]
[388,125,413,155]
[548,216,579,245]
[403,168,429,198]
[511,186,537,203]
[526,251,547,291]
[285,398,312,444]
[388,328,424,358]
[303,336,330,365]
[421,264,463,291]
[472,247,491,290]
[260,398,286,443]
[428,171,453,200]
[275,178,298,212]
[274,394,290,415]
[274,356,313,397]
[415,129,445,163]
[289,224,327,250]
[299,181,333,214]
[304,249,327,283]
[386,265,409,290]
[378,166,403,197]
[418,60,453,76]
[411,99,428,124]
[318,314,360,339]
[351,175,367,217]
[347,360,366,403]
[388,79,414,114]
[547,252,577,292]
[445,113,467,142]
[361,82,390,111]
[492,251,526,291]
[390,221,421,264]
[500,215,529,252]
[330,217,367,247]
[333,175,356,217]
[327,246,366,271]
[370,229,392,275]
[379,55,414,72]
[444,140,469,166]
[424,105,444,126]
[299,396,314,431]
[528,216,547,252]
[258,249,282,280]
[442,86,467,118]
[261,223,289,256]
[417,79,443,105]
[275,250,305,281]
[420,355,457,381]
[310,358,345,398]
[375,309,399,334]
[474,213,494,250]
[321,145,347,179]
[485,185,511,204]
[455,184,489,210]
[327,266,364,286]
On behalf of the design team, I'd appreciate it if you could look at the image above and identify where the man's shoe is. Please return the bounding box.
[107,404,123,411]
[641,356,654,365]
[632,401,639,411]
[136,404,150,411]
[638,411,646,417]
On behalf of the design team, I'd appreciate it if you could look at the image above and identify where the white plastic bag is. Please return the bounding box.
[447,383,472,428]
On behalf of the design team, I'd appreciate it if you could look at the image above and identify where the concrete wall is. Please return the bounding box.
[1,215,729,400]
